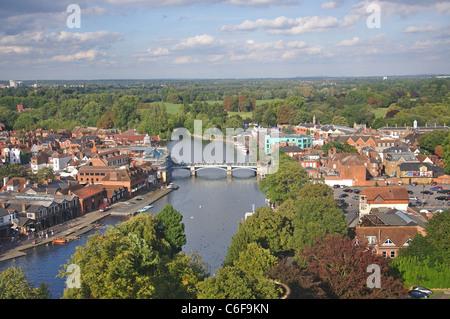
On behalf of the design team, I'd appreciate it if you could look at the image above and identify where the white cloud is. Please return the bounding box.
[147,47,170,56]
[336,36,360,47]
[51,49,103,62]
[221,15,340,35]
[436,2,450,15]
[173,56,199,64]
[173,34,220,50]
[321,1,337,9]
[404,25,438,33]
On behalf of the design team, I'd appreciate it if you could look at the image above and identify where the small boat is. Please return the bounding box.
[52,238,67,244]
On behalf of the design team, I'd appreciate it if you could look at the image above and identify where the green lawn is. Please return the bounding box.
[371,108,388,119]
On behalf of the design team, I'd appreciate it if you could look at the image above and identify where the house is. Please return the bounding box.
[397,162,434,184]
[30,151,52,172]
[384,152,418,178]
[113,129,150,146]
[279,146,304,158]
[72,184,106,215]
[324,153,380,187]
[353,225,425,258]
[90,149,129,167]
[333,135,377,153]
[1,177,30,192]
[358,186,409,220]
[0,191,79,234]
[0,207,15,238]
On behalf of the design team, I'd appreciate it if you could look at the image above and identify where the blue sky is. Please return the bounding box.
[0,0,449,79]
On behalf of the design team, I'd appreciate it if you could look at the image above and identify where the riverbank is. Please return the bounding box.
[0,188,173,263]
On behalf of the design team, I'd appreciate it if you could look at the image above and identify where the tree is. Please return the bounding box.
[59,213,207,299]
[282,196,348,251]
[418,129,450,154]
[224,207,293,266]
[276,105,292,124]
[0,163,27,187]
[259,154,309,205]
[0,267,51,299]
[112,95,139,129]
[197,243,280,299]
[299,235,408,299]
[35,166,54,184]
[157,205,187,255]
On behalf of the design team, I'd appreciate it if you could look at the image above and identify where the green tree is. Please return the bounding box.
[224,207,293,266]
[0,267,51,299]
[197,243,280,299]
[259,154,309,205]
[0,163,27,187]
[418,129,450,154]
[157,205,187,255]
[279,196,347,251]
[35,166,54,184]
[59,213,207,299]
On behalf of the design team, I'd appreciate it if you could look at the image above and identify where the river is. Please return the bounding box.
[0,137,267,299]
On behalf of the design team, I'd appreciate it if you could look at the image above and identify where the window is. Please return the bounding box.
[390,251,396,258]
[383,238,395,246]
[367,236,376,245]
[381,251,387,258]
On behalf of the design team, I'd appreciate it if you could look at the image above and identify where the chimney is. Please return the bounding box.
[1,201,5,209]
[22,202,26,212]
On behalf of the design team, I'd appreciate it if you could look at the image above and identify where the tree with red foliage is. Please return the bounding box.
[298,234,407,299]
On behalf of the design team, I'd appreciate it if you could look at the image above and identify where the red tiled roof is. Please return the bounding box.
[360,186,409,202]
[72,185,104,199]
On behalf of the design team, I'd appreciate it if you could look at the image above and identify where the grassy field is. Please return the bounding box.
[145,100,271,116]
[371,108,388,119]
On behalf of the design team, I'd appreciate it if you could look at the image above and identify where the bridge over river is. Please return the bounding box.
[171,162,260,177]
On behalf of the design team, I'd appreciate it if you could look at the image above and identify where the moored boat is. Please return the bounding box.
[52,238,67,244]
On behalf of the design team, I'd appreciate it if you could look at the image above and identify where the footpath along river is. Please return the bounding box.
[0,137,267,299]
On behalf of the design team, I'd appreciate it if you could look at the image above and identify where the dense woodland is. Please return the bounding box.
[1,77,449,136]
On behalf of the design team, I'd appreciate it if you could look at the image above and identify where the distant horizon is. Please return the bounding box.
[3,73,449,83]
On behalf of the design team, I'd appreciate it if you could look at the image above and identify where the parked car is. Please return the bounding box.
[437,189,450,194]
[411,182,418,186]
[407,190,414,194]
[409,196,418,201]
[352,195,359,200]
[343,188,353,193]
[339,193,348,198]
[435,196,448,201]
[353,189,360,194]
[431,182,437,186]
[420,190,433,195]
[408,290,430,299]
[431,186,443,191]
[333,184,340,188]
[412,286,433,295]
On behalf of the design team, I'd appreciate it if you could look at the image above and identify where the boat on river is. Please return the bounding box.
[52,238,67,244]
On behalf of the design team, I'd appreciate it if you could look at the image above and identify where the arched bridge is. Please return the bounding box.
[171,162,258,177]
